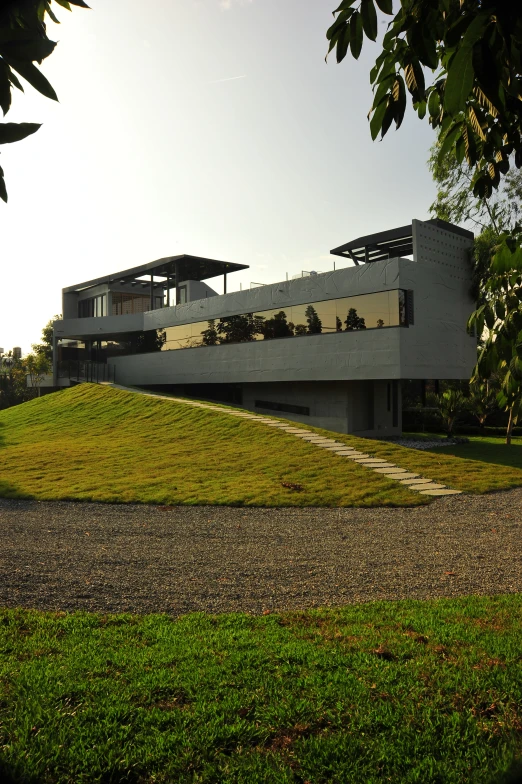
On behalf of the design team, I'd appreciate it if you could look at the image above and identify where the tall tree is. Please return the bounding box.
[429,141,522,302]
[0,0,88,202]
[305,305,322,335]
[327,1,522,198]
[31,314,61,363]
[468,241,522,444]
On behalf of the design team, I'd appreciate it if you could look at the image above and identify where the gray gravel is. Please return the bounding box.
[1,492,521,616]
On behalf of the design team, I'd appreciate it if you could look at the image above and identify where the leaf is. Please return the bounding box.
[374,0,393,13]
[335,24,351,64]
[0,164,6,203]
[67,0,90,7]
[392,75,406,129]
[0,37,57,64]
[428,89,440,118]
[0,122,41,144]
[370,97,388,140]
[444,46,475,115]
[0,62,11,115]
[4,59,58,101]
[455,135,466,164]
[350,12,363,59]
[439,123,461,158]
[361,0,378,42]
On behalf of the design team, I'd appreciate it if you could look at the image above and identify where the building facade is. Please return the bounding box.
[53,218,477,435]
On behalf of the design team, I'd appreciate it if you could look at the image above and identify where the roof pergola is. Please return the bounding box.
[63,254,249,295]
[330,219,473,265]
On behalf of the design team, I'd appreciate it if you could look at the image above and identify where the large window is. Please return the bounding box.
[95,289,411,357]
[161,289,410,351]
[78,294,107,318]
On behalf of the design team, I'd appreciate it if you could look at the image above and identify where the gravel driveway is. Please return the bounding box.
[1,492,521,615]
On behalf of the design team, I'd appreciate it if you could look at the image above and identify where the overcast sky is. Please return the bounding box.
[1,0,437,354]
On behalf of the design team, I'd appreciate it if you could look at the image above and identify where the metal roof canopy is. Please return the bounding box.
[63,254,249,294]
[330,219,474,265]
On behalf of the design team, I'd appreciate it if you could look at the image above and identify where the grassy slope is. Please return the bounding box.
[1,597,522,783]
[1,385,522,505]
[0,385,421,507]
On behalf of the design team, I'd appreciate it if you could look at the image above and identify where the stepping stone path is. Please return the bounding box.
[108,384,462,497]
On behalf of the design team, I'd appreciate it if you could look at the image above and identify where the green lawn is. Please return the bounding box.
[1,384,522,505]
[403,433,522,471]
[1,597,522,783]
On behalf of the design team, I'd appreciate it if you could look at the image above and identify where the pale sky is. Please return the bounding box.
[1,0,437,354]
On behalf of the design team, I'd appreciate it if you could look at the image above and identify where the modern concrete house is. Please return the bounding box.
[53,218,476,435]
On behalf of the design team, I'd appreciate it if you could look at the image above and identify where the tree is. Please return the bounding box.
[0,0,88,202]
[376,318,384,328]
[305,305,322,334]
[436,388,465,437]
[31,313,60,363]
[260,311,294,340]
[336,316,343,332]
[467,378,499,433]
[217,314,263,343]
[468,240,522,444]
[25,351,50,395]
[327,1,522,198]
[201,320,219,346]
[344,307,366,330]
[429,139,522,303]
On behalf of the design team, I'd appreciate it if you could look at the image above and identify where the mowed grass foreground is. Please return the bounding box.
[1,384,522,505]
[1,597,522,783]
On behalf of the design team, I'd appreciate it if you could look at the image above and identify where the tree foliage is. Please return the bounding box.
[327,0,522,198]
[0,0,88,202]
[468,239,522,444]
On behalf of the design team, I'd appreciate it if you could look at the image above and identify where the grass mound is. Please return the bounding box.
[0,384,521,506]
[1,596,521,783]
[0,384,419,507]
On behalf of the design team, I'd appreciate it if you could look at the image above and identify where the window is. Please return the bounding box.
[78,294,106,318]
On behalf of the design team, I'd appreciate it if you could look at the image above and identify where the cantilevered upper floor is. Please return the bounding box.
[54,218,476,384]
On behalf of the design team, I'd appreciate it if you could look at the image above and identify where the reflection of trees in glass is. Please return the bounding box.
[336,316,343,332]
[344,308,366,331]
[292,323,308,336]
[261,311,294,340]
[130,329,166,353]
[305,305,322,334]
[217,313,264,343]
[376,319,385,328]
[201,320,219,346]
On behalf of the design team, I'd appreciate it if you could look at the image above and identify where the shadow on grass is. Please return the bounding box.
[425,440,522,471]
[493,758,522,783]
[0,762,43,784]
[0,480,32,500]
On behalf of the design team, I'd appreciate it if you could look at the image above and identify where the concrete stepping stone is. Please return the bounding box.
[373,467,410,474]
[420,488,463,496]
[341,452,370,459]
[334,450,359,456]
[407,482,446,491]
[399,477,434,485]
[379,472,419,480]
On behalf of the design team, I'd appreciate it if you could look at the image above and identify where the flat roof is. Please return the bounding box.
[63,254,249,293]
[330,219,474,264]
